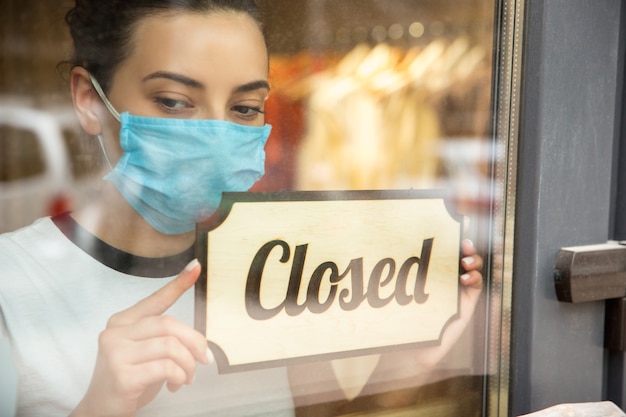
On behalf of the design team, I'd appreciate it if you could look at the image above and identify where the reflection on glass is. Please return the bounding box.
[0,0,503,416]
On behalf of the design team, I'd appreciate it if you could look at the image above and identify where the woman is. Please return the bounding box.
[0,0,483,416]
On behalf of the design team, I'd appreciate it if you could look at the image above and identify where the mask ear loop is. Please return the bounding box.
[88,74,120,172]
[96,134,114,172]
[89,74,121,122]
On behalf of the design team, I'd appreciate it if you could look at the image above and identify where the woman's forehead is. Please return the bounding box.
[121,11,268,81]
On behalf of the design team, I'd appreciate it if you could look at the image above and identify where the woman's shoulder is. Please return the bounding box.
[0,216,76,293]
[0,216,71,258]
[1,215,59,241]
[0,217,60,257]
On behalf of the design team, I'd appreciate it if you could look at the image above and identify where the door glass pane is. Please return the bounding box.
[252,1,519,415]
[0,1,521,416]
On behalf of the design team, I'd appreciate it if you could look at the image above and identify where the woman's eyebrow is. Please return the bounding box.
[142,71,204,89]
[142,72,269,93]
[234,80,270,94]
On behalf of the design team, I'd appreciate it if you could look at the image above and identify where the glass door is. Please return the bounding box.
[0,0,526,415]
[249,0,525,415]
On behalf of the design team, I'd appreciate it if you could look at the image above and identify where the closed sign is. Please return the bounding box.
[195,190,462,373]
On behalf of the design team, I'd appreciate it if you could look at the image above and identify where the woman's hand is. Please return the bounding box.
[412,238,484,368]
[71,259,210,417]
[460,238,484,290]
[372,239,484,379]
[289,239,486,408]
[366,239,485,408]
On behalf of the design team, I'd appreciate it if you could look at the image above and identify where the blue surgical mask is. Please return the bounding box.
[90,75,271,235]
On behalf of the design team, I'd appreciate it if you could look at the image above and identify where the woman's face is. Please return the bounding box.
[103,11,269,128]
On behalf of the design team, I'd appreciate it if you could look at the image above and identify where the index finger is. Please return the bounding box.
[110,259,201,326]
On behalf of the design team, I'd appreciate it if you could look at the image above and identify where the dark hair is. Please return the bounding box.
[65,0,264,92]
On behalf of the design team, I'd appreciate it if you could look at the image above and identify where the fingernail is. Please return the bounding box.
[462,256,475,266]
[463,239,474,248]
[461,273,471,281]
[206,348,215,365]
[185,258,200,272]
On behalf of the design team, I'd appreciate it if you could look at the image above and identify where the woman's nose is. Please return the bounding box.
[202,103,227,121]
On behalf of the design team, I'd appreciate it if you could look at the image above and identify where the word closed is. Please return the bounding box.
[245,238,434,320]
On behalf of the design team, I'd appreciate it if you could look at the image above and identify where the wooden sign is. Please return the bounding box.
[195,190,462,373]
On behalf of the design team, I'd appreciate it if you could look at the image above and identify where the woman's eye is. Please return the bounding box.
[154,97,190,112]
[232,105,264,119]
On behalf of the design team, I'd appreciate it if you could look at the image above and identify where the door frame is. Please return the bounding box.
[510,0,626,415]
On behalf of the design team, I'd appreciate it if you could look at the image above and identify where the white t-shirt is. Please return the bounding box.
[0,216,295,416]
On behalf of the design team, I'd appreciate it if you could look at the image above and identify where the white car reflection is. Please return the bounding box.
[0,104,75,233]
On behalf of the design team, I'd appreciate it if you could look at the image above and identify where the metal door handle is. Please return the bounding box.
[554,241,626,350]
[554,241,626,303]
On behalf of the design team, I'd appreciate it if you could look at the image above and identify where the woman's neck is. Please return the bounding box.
[71,183,195,258]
